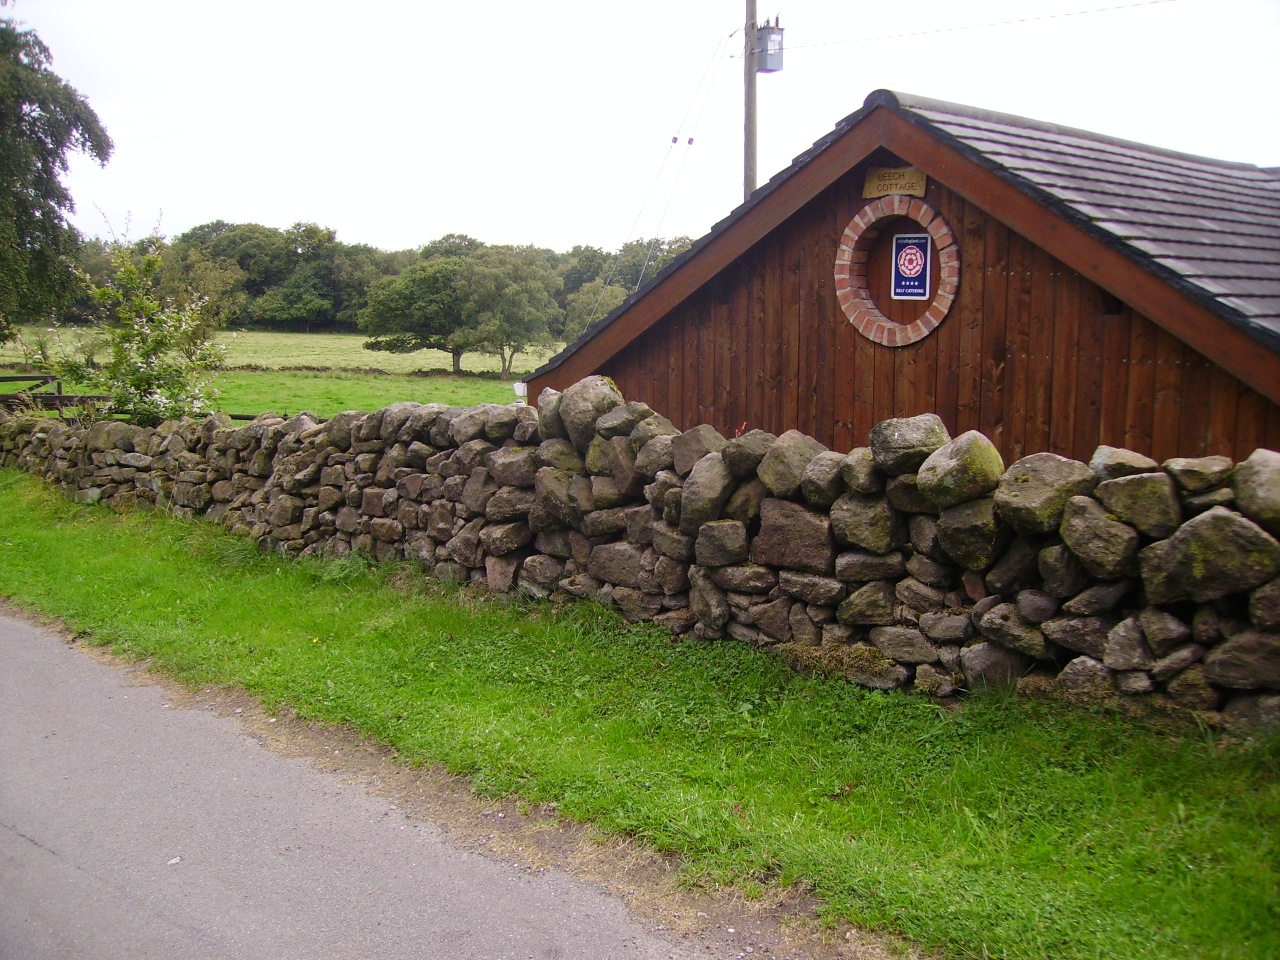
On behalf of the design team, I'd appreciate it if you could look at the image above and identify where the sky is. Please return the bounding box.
[10,0,1280,255]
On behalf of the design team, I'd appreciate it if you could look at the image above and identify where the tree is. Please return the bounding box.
[53,238,224,426]
[605,237,693,292]
[421,233,484,262]
[0,16,112,342]
[562,279,628,342]
[358,257,471,372]
[451,246,562,378]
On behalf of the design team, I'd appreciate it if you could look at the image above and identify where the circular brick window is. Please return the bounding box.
[833,196,960,347]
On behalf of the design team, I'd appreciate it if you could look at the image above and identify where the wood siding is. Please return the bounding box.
[591,170,1280,463]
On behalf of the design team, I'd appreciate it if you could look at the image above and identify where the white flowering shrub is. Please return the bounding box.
[55,238,225,427]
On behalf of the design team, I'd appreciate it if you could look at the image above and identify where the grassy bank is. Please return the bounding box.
[0,469,1276,960]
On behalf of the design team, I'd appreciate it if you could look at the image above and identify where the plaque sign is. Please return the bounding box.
[863,166,927,199]
[891,233,931,300]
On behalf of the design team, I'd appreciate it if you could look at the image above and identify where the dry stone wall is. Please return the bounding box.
[2,374,1279,728]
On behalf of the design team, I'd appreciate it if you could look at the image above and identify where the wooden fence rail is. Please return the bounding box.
[0,375,254,420]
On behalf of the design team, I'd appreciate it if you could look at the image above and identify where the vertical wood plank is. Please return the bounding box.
[1071,284,1105,458]
[1024,244,1054,456]
[1123,312,1158,456]
[1177,352,1213,457]
[1003,231,1033,461]
[1048,265,1080,456]
[955,197,986,435]
[1205,363,1240,458]
[781,227,802,433]
[1098,301,1133,449]
[980,219,1009,453]
[1150,329,1183,461]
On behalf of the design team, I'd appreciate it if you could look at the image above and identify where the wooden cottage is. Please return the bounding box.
[525,90,1280,463]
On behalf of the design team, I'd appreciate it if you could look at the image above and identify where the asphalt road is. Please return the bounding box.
[0,610,702,960]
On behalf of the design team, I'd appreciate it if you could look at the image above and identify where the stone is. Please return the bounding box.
[536,438,584,473]
[829,494,904,554]
[588,542,648,589]
[835,643,911,690]
[836,581,897,626]
[487,446,538,488]
[559,376,624,451]
[1234,448,1280,537]
[595,400,653,439]
[1163,455,1233,494]
[822,623,855,646]
[483,553,522,593]
[1062,580,1134,616]
[671,424,727,477]
[695,520,749,567]
[709,563,778,593]
[1222,692,1280,731]
[589,476,628,510]
[1038,542,1093,598]
[721,429,777,479]
[920,613,972,643]
[1203,629,1280,689]
[461,468,499,514]
[630,413,680,448]
[584,436,612,476]
[869,414,950,476]
[484,405,521,444]
[1016,589,1060,623]
[1151,643,1206,683]
[1253,577,1280,631]
[689,566,731,629]
[1183,487,1237,515]
[834,449,880,497]
[534,467,585,529]
[1137,607,1192,657]
[1115,670,1155,694]
[908,514,946,561]
[749,598,794,643]
[1089,445,1160,480]
[522,553,566,586]
[995,453,1098,534]
[679,452,736,534]
[869,626,937,664]
[1059,496,1140,579]
[800,451,848,508]
[644,470,681,509]
[961,641,1031,691]
[558,573,603,599]
[895,577,946,614]
[581,508,628,537]
[884,474,936,515]
[916,430,1004,510]
[1166,665,1222,710]
[446,516,485,567]
[984,537,1041,594]
[937,497,1007,571]
[726,622,763,645]
[700,477,752,524]
[757,430,828,498]
[449,404,501,446]
[479,521,533,556]
[654,608,698,635]
[789,605,821,646]
[634,434,676,479]
[1138,539,1185,605]
[778,570,846,606]
[1094,472,1182,539]
[1104,617,1155,670]
[1053,656,1116,704]
[604,436,644,497]
[612,587,666,622]
[651,521,694,561]
[750,498,834,574]
[1041,616,1113,659]
[1165,506,1280,602]
[905,553,954,588]
[914,663,957,697]
[979,603,1051,658]
[653,556,689,594]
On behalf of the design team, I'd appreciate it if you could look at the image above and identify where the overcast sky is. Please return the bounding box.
[12,0,1280,254]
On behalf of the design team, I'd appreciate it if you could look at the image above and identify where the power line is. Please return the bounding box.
[735,0,1179,55]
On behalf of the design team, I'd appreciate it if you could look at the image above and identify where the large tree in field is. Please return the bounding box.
[452,245,562,378]
[359,257,471,373]
[0,15,112,342]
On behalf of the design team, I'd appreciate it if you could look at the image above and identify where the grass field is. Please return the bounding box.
[1,327,550,417]
[1,469,1276,960]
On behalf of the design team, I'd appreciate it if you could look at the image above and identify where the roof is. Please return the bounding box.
[528,90,1280,402]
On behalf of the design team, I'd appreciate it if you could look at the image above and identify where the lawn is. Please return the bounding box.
[1,468,1276,960]
[1,327,554,417]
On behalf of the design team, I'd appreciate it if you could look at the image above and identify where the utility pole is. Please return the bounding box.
[744,5,782,202]
[744,0,757,202]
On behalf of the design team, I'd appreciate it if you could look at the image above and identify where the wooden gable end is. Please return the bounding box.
[527,106,1280,463]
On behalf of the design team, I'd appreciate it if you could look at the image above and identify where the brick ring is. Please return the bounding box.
[833,196,960,347]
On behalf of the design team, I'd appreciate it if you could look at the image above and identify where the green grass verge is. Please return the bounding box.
[1,469,1276,960]
[210,370,518,418]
